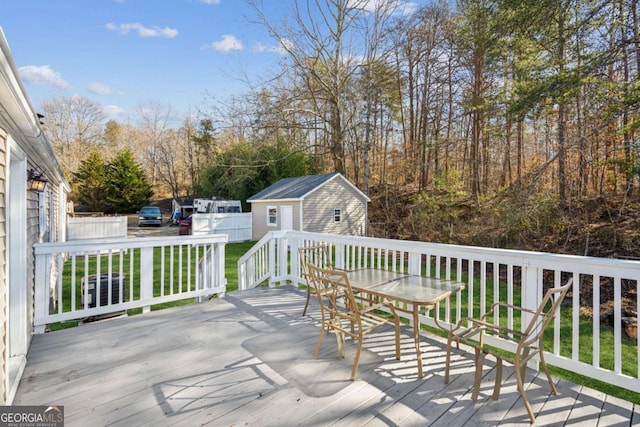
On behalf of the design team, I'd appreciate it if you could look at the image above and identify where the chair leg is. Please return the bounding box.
[350,334,364,381]
[302,286,311,316]
[444,335,453,384]
[520,347,530,380]
[539,350,558,395]
[471,347,483,401]
[393,319,401,360]
[314,325,326,358]
[515,356,536,423]
[492,357,503,400]
[336,330,345,359]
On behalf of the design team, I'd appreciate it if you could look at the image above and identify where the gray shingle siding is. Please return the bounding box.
[302,179,367,235]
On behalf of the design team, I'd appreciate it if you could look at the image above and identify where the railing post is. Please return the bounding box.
[408,252,420,275]
[140,246,154,313]
[334,244,345,270]
[268,237,276,288]
[290,238,301,286]
[217,242,226,297]
[277,234,289,286]
[521,265,541,326]
[238,262,246,290]
[521,265,542,368]
[33,252,51,334]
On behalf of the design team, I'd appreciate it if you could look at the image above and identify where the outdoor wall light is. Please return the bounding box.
[28,169,48,192]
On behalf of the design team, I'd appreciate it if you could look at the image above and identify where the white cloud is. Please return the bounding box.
[203,34,243,52]
[102,104,126,117]
[199,0,221,4]
[18,65,69,88]
[253,42,287,54]
[357,0,418,15]
[253,38,290,54]
[88,82,123,96]
[105,22,178,38]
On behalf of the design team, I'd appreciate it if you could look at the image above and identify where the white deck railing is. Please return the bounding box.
[34,234,228,333]
[238,230,640,394]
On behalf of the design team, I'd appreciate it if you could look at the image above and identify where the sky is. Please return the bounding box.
[0,0,292,123]
[0,0,424,125]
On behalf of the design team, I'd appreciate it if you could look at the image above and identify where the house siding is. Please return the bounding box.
[303,179,367,236]
[1,28,69,404]
[27,185,63,325]
[0,130,6,402]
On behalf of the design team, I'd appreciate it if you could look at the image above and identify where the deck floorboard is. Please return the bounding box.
[14,286,638,426]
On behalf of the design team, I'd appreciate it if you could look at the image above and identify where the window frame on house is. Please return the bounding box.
[267,206,277,226]
[333,208,342,223]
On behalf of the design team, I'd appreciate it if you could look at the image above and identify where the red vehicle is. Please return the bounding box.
[178,215,192,235]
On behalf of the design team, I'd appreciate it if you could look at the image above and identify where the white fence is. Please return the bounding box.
[67,216,128,240]
[191,213,251,242]
[238,230,640,395]
[34,234,228,332]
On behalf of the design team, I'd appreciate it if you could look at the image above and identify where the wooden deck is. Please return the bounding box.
[14,286,640,426]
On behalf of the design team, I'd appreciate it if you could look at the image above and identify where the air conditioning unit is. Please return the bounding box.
[81,273,124,308]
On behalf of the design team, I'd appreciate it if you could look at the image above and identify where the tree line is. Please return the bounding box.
[42,0,640,226]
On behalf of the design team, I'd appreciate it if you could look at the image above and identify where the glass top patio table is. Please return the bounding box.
[365,275,464,306]
[343,268,465,378]
[344,269,410,289]
[345,270,463,305]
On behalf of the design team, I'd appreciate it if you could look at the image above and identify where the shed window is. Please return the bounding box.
[333,208,342,223]
[267,206,277,226]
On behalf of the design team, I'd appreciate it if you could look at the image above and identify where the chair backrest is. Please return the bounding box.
[306,264,358,322]
[298,245,333,277]
[521,278,573,349]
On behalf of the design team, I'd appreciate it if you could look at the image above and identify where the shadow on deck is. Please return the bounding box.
[15,286,640,426]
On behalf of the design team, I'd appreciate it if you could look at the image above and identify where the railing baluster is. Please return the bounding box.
[572,272,580,361]
[56,254,63,314]
[71,255,77,312]
[614,276,622,374]
[592,275,600,367]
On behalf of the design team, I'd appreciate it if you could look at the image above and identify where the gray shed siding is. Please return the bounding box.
[250,201,301,241]
[302,179,367,236]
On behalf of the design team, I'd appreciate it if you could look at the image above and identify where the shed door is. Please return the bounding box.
[281,206,293,230]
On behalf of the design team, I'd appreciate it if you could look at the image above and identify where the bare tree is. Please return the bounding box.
[137,100,173,186]
[249,0,378,174]
[42,95,106,175]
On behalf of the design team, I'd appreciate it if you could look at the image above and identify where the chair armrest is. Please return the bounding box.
[487,301,539,316]
[451,316,526,341]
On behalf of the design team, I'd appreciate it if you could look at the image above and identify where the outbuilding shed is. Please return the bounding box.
[247,172,369,240]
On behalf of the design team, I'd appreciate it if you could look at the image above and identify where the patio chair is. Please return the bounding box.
[306,264,401,381]
[298,245,334,316]
[444,278,573,423]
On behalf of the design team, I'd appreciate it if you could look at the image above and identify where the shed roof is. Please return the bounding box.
[247,173,370,202]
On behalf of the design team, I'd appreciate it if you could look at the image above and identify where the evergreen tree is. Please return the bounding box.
[73,150,107,212]
[105,149,153,213]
